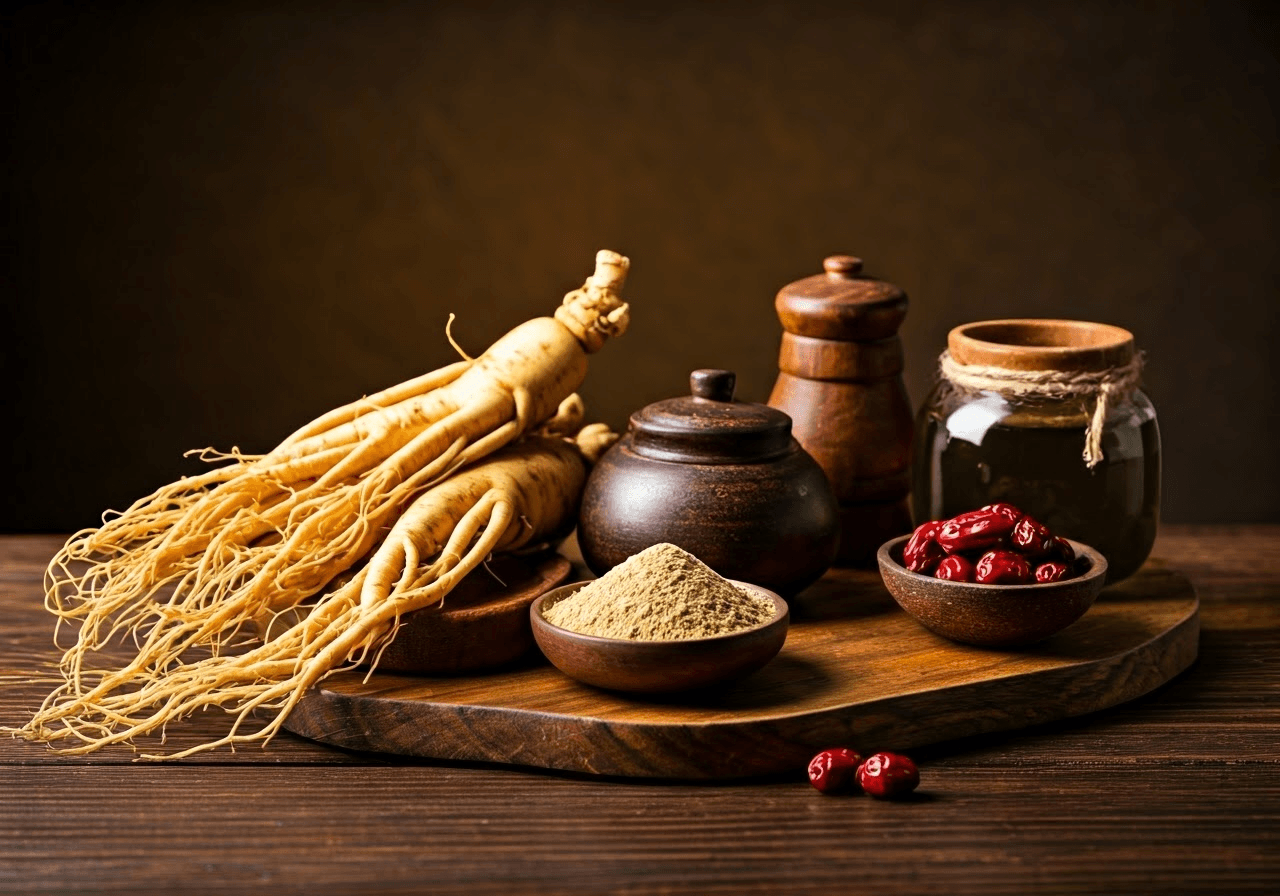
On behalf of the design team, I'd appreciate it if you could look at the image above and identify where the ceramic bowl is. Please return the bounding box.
[876,536,1108,647]
[529,580,790,693]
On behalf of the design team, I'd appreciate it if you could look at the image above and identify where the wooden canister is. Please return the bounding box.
[767,255,914,566]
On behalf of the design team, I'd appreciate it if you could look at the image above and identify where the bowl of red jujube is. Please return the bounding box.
[876,504,1108,647]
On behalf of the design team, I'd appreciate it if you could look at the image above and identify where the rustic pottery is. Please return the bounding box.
[530,579,790,693]
[877,535,1108,647]
[768,255,915,568]
[577,369,840,596]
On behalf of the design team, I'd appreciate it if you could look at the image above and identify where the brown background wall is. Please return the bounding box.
[5,0,1277,531]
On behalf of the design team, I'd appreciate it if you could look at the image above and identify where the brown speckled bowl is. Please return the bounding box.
[530,580,789,693]
[876,536,1108,647]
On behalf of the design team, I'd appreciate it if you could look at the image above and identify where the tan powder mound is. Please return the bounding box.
[546,543,776,640]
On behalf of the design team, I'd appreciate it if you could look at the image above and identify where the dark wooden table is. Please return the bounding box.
[3,526,1277,894]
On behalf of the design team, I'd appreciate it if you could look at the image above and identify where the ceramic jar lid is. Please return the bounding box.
[628,369,793,464]
[774,255,908,341]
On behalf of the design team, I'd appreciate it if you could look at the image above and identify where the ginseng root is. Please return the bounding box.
[43,251,629,684]
[16,432,606,759]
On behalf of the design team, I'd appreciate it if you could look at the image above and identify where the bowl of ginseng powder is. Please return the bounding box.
[529,543,789,693]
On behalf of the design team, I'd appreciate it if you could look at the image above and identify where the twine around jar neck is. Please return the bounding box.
[938,349,1144,469]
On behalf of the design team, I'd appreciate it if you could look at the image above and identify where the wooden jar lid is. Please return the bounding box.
[774,255,908,341]
[949,319,1135,372]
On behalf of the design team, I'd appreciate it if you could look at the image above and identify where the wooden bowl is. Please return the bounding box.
[876,536,1108,647]
[529,580,790,693]
[260,551,572,674]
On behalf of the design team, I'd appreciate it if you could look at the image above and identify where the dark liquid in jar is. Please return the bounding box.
[912,414,1160,582]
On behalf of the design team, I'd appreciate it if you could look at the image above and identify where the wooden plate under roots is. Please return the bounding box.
[262,550,572,675]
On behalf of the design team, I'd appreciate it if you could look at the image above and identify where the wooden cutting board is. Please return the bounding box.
[283,559,1199,779]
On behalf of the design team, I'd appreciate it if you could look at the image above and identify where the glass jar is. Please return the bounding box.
[910,320,1160,583]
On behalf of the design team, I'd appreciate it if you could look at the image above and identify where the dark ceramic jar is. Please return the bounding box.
[578,369,840,596]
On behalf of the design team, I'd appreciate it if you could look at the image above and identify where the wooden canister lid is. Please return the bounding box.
[775,255,908,341]
[949,319,1135,372]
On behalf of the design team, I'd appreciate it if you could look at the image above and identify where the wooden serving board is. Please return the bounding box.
[284,560,1199,779]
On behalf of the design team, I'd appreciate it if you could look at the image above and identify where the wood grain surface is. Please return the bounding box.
[2,526,1278,895]
[284,562,1197,777]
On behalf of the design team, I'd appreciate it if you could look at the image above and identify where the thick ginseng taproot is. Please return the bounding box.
[20,434,603,759]
[45,251,627,653]
[17,250,629,757]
